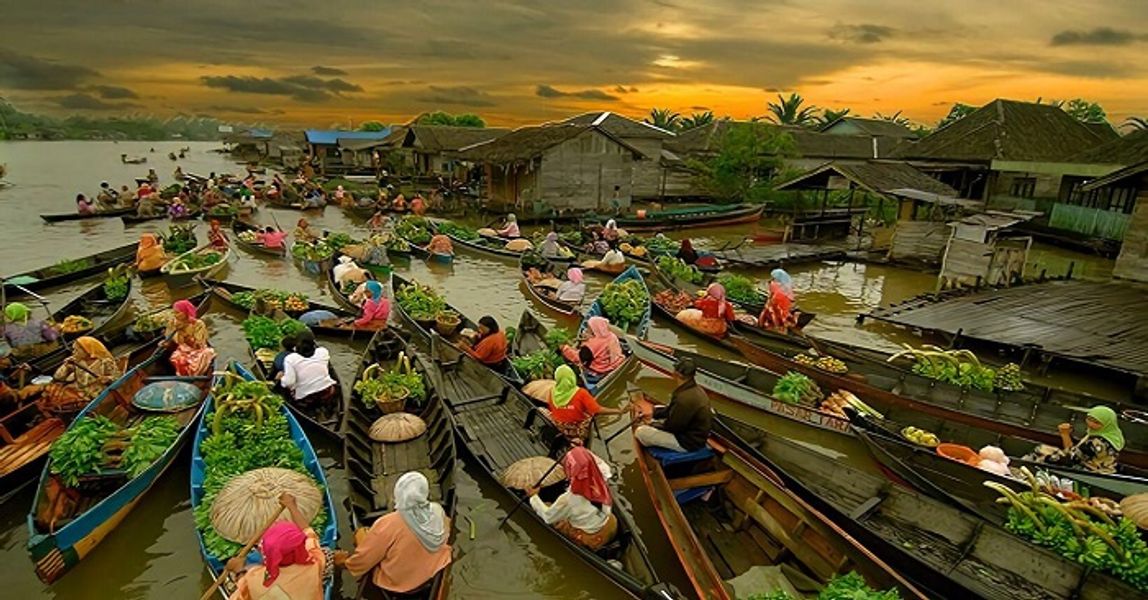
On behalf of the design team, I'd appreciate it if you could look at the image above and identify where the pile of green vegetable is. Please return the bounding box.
[169,250,222,272]
[49,258,93,276]
[656,256,704,284]
[324,232,357,252]
[395,216,432,245]
[989,474,1148,591]
[163,224,197,254]
[241,316,310,350]
[195,374,327,559]
[207,204,237,216]
[511,349,565,381]
[102,266,130,302]
[437,220,479,241]
[749,572,901,600]
[291,240,335,262]
[134,309,172,333]
[230,289,310,313]
[889,345,1022,393]
[717,273,765,308]
[395,281,447,321]
[771,371,823,405]
[49,414,181,486]
[644,235,680,254]
[354,352,427,408]
[597,279,649,332]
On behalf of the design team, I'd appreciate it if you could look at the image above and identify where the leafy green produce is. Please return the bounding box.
[291,240,335,261]
[511,349,565,381]
[748,571,902,600]
[437,220,480,241]
[49,415,119,486]
[207,204,237,216]
[242,316,284,350]
[598,279,649,331]
[771,371,821,405]
[355,353,426,407]
[49,257,93,275]
[543,327,575,351]
[169,250,222,272]
[120,416,180,476]
[891,346,1000,392]
[395,216,432,245]
[395,281,446,321]
[279,319,309,340]
[656,256,704,285]
[325,232,357,252]
[102,266,130,302]
[163,224,197,254]
[717,273,765,308]
[644,235,680,254]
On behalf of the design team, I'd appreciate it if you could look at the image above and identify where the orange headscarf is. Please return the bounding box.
[74,336,113,362]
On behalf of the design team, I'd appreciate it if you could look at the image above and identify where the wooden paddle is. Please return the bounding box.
[198,508,285,600]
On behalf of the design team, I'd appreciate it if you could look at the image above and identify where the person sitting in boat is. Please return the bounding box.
[546,365,624,443]
[147,168,159,185]
[409,194,426,216]
[539,232,567,259]
[279,330,337,409]
[136,233,168,272]
[599,244,626,272]
[462,316,509,370]
[97,181,119,207]
[334,256,369,288]
[173,166,184,180]
[391,192,407,212]
[426,233,454,257]
[270,333,297,381]
[1024,406,1124,474]
[601,219,621,243]
[208,220,229,250]
[303,187,326,209]
[496,213,520,238]
[165,299,216,376]
[238,190,258,215]
[293,218,319,243]
[366,211,390,232]
[675,238,699,265]
[680,283,737,337]
[353,281,390,329]
[260,226,289,250]
[340,472,452,596]
[553,267,585,305]
[168,196,189,219]
[225,492,328,600]
[334,185,349,206]
[526,445,617,550]
[758,269,796,331]
[76,193,97,215]
[119,184,136,206]
[44,337,122,411]
[3,303,60,359]
[561,316,625,378]
[135,190,159,218]
[634,358,712,452]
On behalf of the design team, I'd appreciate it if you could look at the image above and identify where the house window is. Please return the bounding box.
[1109,187,1136,214]
[1009,177,1036,198]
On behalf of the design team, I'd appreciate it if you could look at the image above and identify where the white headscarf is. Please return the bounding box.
[395,472,447,552]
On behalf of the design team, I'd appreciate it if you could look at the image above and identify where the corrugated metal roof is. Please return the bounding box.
[305,129,391,145]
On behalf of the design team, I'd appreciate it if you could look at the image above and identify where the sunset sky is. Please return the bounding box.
[2,0,1147,128]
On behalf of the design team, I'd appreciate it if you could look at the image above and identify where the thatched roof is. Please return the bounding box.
[820,117,917,139]
[403,126,511,152]
[558,112,674,139]
[1083,122,1120,142]
[774,161,959,197]
[894,99,1107,163]
[1073,129,1148,166]
[457,124,645,163]
[668,119,900,159]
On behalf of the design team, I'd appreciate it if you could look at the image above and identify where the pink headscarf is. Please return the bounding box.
[706,283,725,301]
[260,522,312,587]
[587,316,623,363]
[172,299,197,320]
[567,267,584,284]
[562,446,611,507]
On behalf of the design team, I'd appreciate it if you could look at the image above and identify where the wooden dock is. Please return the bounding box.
[712,242,848,269]
[864,279,1148,386]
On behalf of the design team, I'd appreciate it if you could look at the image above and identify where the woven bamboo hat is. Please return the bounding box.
[369,412,427,442]
[210,467,322,543]
[501,456,566,489]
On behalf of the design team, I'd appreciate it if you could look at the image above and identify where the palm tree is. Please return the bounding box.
[645,108,681,131]
[817,108,851,126]
[874,110,912,126]
[765,93,819,126]
[678,111,715,131]
[1123,116,1148,131]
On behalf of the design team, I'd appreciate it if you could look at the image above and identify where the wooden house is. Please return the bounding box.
[304,129,391,175]
[1080,160,1148,283]
[557,112,674,199]
[819,116,918,140]
[388,125,509,178]
[938,213,1033,290]
[457,123,645,213]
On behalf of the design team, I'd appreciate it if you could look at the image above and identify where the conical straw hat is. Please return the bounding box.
[522,379,556,403]
[210,467,322,543]
[501,456,566,489]
[369,412,427,442]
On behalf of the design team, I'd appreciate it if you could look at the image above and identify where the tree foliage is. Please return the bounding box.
[686,121,796,202]
[817,108,851,126]
[765,93,818,126]
[1062,98,1107,124]
[645,108,681,131]
[358,121,387,131]
[416,111,485,128]
[0,99,230,141]
[1124,117,1148,132]
[936,103,976,129]
[874,110,911,126]
[678,111,715,131]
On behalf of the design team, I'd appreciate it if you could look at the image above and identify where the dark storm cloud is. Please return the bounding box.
[311,65,347,76]
[613,85,640,93]
[89,85,139,99]
[280,75,364,93]
[829,24,895,44]
[416,86,497,107]
[55,93,139,110]
[207,105,267,114]
[0,48,98,90]
[1050,27,1148,46]
[200,73,364,102]
[536,85,620,101]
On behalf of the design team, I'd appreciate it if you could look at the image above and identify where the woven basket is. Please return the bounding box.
[374,386,409,414]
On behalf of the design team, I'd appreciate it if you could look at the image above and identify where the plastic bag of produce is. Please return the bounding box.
[133,381,203,412]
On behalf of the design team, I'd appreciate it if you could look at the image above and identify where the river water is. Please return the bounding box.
[0,141,1115,599]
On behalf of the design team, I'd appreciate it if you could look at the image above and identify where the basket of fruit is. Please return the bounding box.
[901,426,940,448]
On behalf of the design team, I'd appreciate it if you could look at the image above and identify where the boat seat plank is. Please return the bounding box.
[649,446,715,466]
[727,483,838,581]
[668,470,734,491]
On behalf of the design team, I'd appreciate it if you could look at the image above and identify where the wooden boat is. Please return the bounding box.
[581,265,651,340]
[649,259,757,313]
[629,339,852,437]
[428,251,453,264]
[446,231,530,261]
[519,252,581,317]
[190,362,337,600]
[512,310,632,398]
[159,242,231,288]
[249,341,346,441]
[427,352,679,599]
[40,206,136,223]
[199,278,379,340]
[583,204,764,233]
[3,242,137,296]
[728,335,1148,470]
[345,337,456,600]
[290,243,334,277]
[717,415,1142,600]
[629,389,925,600]
[231,219,286,257]
[53,278,135,341]
[120,209,202,226]
[326,263,363,313]
[27,346,213,583]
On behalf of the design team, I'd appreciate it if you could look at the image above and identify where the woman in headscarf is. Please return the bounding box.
[527,445,617,550]
[293,218,319,243]
[426,233,454,257]
[44,337,122,410]
[545,365,623,443]
[463,316,508,368]
[688,283,738,337]
[76,193,96,215]
[409,194,426,216]
[353,281,390,329]
[497,213,520,238]
[341,472,452,595]
[168,196,188,219]
[226,492,327,600]
[280,330,337,409]
[539,232,566,259]
[1025,406,1125,474]
[366,211,390,233]
[553,267,585,304]
[3,303,59,356]
[758,268,796,331]
[333,184,347,206]
[166,299,215,376]
[675,238,699,265]
[333,256,368,288]
[391,192,407,212]
[135,233,168,273]
[208,219,229,250]
[562,316,626,377]
[601,219,620,243]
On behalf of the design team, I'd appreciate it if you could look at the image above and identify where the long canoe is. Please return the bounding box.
[649,259,755,313]
[427,352,682,599]
[326,262,363,313]
[582,204,764,233]
[519,253,581,317]
[629,389,925,600]
[5,278,135,371]
[120,209,202,226]
[445,231,531,261]
[728,336,1148,469]
[345,343,457,600]
[200,278,380,340]
[190,362,337,600]
[248,334,347,442]
[231,219,286,258]
[160,242,231,288]
[40,206,136,223]
[3,242,137,296]
[27,346,213,583]
[512,310,633,398]
[718,415,1141,599]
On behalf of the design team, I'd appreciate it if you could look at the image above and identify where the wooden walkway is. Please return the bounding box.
[712,242,848,269]
[866,280,1148,378]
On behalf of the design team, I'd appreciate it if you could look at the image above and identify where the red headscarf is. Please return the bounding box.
[260,522,312,587]
[172,299,197,320]
[561,446,611,507]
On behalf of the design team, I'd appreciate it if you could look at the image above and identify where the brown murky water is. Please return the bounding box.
[0,142,1116,599]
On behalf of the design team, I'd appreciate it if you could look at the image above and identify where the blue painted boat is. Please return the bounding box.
[429,251,454,264]
[190,361,337,599]
[572,265,649,395]
[26,347,213,583]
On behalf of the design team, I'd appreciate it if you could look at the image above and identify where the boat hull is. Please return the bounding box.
[4,242,137,296]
